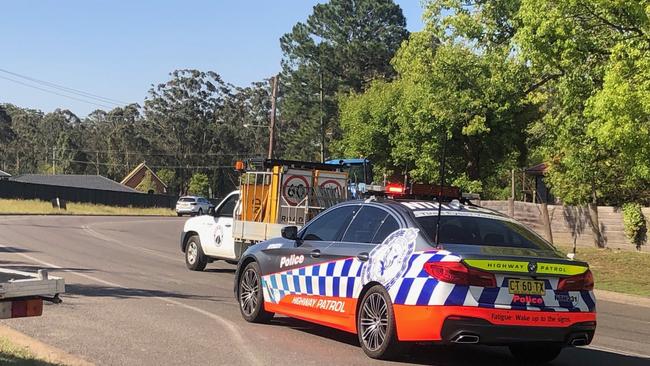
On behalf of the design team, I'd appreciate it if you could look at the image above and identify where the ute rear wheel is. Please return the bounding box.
[238,261,274,323]
[357,285,403,359]
[509,343,563,364]
[185,235,207,271]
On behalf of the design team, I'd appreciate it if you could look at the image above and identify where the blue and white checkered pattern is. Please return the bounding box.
[262,249,596,313]
[262,257,365,304]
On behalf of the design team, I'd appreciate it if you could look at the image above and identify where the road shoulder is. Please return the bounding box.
[595,289,650,308]
[0,323,93,366]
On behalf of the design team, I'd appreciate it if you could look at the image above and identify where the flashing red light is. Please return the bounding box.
[386,184,404,194]
[423,261,496,287]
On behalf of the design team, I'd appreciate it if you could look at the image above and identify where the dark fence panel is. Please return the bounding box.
[0,180,177,208]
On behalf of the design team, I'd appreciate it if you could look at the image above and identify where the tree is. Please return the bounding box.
[338,2,537,196]
[188,173,209,197]
[279,0,409,161]
[156,168,175,188]
[516,0,650,207]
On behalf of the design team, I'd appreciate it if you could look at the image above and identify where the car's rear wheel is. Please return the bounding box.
[357,285,402,359]
[185,235,207,271]
[177,213,182,217]
[509,343,563,364]
[238,262,273,323]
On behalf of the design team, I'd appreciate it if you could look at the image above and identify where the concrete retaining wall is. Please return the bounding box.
[479,200,649,252]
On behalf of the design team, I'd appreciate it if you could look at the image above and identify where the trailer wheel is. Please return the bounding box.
[185,235,208,271]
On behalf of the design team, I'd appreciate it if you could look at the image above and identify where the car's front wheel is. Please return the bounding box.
[185,235,207,271]
[509,343,563,364]
[238,261,273,323]
[357,285,403,360]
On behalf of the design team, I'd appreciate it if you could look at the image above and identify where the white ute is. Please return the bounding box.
[180,159,348,271]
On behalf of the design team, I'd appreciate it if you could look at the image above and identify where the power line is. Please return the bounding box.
[0,68,128,105]
[0,74,114,109]
[65,159,235,170]
[52,147,250,157]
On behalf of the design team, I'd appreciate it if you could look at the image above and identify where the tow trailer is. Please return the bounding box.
[0,268,65,319]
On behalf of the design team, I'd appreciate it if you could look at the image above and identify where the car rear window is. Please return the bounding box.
[416,215,554,250]
[179,197,195,202]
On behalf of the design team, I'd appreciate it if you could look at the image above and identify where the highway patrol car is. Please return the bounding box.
[234,199,596,362]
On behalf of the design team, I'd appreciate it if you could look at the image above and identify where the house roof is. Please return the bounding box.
[121,162,167,188]
[0,170,10,178]
[9,174,140,193]
[525,163,548,176]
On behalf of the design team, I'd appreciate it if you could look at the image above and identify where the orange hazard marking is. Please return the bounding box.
[393,305,597,341]
[265,294,358,333]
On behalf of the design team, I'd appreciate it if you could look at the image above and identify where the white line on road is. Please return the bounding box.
[81,224,183,263]
[3,246,262,366]
[586,345,650,359]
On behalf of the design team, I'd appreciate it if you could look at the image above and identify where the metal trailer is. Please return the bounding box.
[0,268,65,319]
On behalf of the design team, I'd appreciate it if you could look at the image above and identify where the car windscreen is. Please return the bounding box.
[416,215,555,250]
[179,197,195,202]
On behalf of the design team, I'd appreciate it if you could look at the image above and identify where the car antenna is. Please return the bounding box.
[434,131,447,248]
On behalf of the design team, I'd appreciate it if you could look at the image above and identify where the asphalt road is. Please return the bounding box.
[1,215,649,366]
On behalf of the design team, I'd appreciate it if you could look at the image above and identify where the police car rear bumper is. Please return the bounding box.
[440,317,596,346]
[393,305,596,342]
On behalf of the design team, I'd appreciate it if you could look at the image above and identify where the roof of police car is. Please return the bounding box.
[347,198,509,219]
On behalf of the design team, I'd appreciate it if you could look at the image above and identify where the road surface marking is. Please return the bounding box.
[81,224,182,263]
[586,345,650,359]
[2,246,262,366]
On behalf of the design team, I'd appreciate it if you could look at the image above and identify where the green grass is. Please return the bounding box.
[0,198,175,216]
[0,337,62,366]
[557,245,650,297]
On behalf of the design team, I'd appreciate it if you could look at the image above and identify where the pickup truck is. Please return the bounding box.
[180,159,348,271]
[0,268,65,319]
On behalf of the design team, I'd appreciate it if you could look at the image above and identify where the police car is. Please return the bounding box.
[234,198,596,362]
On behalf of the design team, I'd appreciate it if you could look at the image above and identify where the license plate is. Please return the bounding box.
[508,279,545,295]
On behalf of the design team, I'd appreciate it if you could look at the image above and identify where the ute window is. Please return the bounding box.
[300,206,358,242]
[341,206,391,244]
[216,195,238,217]
[416,215,555,250]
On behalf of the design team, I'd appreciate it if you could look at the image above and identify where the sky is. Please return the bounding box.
[1,0,425,117]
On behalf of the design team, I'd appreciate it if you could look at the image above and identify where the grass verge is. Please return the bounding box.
[0,336,62,366]
[0,198,174,216]
[557,245,650,297]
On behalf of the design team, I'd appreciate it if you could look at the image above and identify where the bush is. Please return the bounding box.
[622,203,647,249]
[188,173,209,197]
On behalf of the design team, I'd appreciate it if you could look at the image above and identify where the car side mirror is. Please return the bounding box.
[281,226,298,241]
[208,207,216,216]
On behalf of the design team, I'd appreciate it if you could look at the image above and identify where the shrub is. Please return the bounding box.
[622,203,647,249]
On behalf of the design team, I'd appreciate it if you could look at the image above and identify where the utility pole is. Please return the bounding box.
[268,74,279,159]
[95,152,100,175]
[319,70,325,163]
[52,148,56,175]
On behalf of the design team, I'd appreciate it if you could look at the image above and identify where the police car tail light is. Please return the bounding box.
[423,262,496,287]
[558,269,594,291]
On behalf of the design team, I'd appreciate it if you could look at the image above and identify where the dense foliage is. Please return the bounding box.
[2,0,649,206]
[622,203,647,249]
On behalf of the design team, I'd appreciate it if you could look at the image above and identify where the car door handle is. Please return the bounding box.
[357,252,369,262]
[310,249,321,258]
[224,224,232,228]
